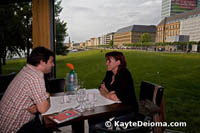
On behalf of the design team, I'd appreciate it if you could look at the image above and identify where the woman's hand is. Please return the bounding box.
[107,91,120,101]
[27,104,38,114]
[99,83,120,101]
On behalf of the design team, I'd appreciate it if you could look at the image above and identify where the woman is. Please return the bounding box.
[89,51,138,133]
[99,51,138,111]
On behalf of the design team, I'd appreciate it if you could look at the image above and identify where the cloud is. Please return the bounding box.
[60,0,162,42]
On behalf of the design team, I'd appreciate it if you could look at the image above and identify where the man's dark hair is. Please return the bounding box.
[105,51,127,70]
[27,46,54,66]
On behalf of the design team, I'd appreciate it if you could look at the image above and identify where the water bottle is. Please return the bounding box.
[66,70,77,94]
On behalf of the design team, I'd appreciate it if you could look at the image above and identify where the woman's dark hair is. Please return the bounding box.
[105,51,127,70]
[27,46,54,66]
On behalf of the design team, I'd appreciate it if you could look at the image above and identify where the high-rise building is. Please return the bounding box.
[161,0,200,20]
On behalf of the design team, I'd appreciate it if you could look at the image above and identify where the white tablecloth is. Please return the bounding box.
[42,89,119,115]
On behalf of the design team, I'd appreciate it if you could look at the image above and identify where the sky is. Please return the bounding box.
[60,0,162,43]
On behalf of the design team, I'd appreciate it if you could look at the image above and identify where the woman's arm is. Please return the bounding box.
[114,68,137,105]
[99,83,119,101]
[99,83,109,97]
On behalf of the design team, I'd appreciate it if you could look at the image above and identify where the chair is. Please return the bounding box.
[139,81,164,107]
[139,81,165,133]
[0,72,16,100]
[46,78,65,94]
[94,80,165,133]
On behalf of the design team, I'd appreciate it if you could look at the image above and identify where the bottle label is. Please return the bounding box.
[66,72,77,91]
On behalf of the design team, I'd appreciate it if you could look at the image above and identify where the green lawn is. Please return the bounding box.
[2,49,200,133]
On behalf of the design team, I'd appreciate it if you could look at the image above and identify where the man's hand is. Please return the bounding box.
[27,104,37,114]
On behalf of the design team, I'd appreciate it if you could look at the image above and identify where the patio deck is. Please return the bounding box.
[55,120,185,133]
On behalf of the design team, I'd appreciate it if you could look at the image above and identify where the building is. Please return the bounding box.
[156,8,200,42]
[180,11,200,41]
[100,35,106,45]
[167,35,190,42]
[161,0,200,20]
[90,38,95,46]
[106,32,115,45]
[113,25,157,45]
[80,42,85,47]
[85,40,90,46]
[97,37,101,45]
[93,37,101,46]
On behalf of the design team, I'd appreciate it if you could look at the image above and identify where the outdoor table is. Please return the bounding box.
[42,89,133,133]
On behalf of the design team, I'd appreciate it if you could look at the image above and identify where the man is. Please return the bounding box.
[0,46,54,133]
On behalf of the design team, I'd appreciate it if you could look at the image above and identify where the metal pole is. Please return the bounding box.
[49,0,56,78]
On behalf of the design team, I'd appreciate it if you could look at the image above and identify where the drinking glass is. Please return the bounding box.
[85,93,96,110]
[60,92,71,104]
[76,88,86,112]
[60,80,71,104]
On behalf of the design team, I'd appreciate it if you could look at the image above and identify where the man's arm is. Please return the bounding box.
[27,104,37,114]
[36,92,50,114]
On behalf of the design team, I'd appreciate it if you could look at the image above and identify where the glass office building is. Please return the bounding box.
[161,0,200,20]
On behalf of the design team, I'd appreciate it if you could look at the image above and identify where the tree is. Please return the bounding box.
[0,3,18,67]
[140,33,152,43]
[109,40,114,48]
[55,0,68,55]
[0,2,32,67]
[17,2,32,58]
[0,0,68,73]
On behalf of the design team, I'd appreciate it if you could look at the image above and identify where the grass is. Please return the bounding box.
[2,49,200,133]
